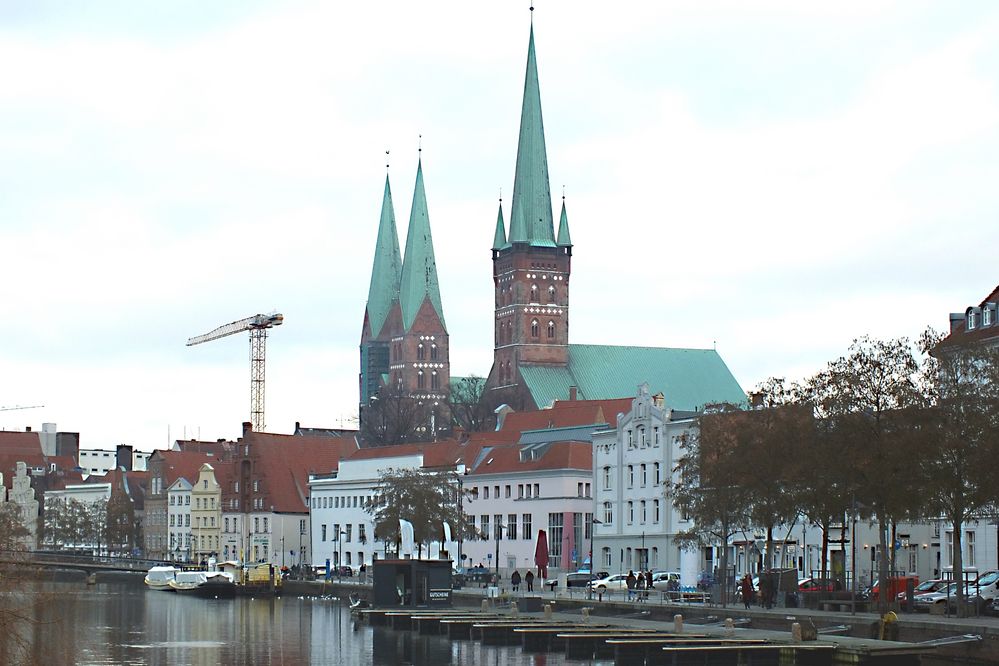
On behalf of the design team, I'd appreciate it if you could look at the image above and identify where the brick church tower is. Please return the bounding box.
[360,157,449,417]
[487,21,572,403]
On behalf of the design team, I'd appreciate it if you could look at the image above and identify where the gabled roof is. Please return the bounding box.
[158,450,223,489]
[364,174,403,339]
[399,159,445,331]
[508,24,555,249]
[519,344,745,412]
[500,397,632,433]
[346,437,491,472]
[246,431,359,513]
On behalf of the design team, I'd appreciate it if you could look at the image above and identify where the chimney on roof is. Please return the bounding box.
[25,426,31,432]
[116,444,133,471]
[569,386,578,401]
[242,421,253,436]
[950,312,967,333]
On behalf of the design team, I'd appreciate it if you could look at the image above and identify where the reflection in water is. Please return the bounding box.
[7,581,599,665]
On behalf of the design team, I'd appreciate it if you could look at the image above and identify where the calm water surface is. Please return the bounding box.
[7,580,606,666]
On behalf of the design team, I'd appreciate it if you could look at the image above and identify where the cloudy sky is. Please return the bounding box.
[3,1,998,450]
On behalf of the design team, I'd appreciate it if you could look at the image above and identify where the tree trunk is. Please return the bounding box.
[820,522,829,578]
[719,518,730,607]
[877,519,890,616]
[766,526,774,572]
[952,514,965,618]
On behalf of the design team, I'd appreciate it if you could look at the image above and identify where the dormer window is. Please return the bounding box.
[968,310,978,330]
[985,307,994,327]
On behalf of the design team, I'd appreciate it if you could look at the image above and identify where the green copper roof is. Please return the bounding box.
[400,159,446,331]
[518,344,746,411]
[492,201,507,250]
[364,174,402,338]
[557,198,572,247]
[509,25,556,248]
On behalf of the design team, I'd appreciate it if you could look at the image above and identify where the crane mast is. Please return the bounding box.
[187,313,283,433]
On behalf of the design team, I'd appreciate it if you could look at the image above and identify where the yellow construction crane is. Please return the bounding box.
[0,405,44,412]
[187,313,283,433]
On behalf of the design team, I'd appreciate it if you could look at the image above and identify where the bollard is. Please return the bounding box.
[582,607,591,623]
[544,604,553,621]
[674,614,684,633]
[482,599,489,611]
[724,618,734,637]
[791,622,802,643]
[510,602,519,617]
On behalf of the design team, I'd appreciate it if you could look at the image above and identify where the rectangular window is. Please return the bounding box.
[640,500,647,523]
[585,483,591,497]
[254,517,259,532]
[185,496,190,505]
[346,524,352,542]
[494,486,500,498]
[170,515,175,527]
[548,513,564,568]
[169,495,175,506]
[263,517,268,532]
[505,485,511,498]
[627,430,634,448]
[494,514,502,540]
[966,531,976,567]
[603,467,611,490]
[627,501,634,524]
[577,482,583,497]
[484,487,490,499]
[518,484,524,499]
[507,514,517,540]
[585,512,592,540]
[654,463,661,485]
[322,524,327,542]
[185,515,190,527]
[523,513,532,539]
[604,502,613,524]
[654,427,660,447]
[533,483,540,497]
[654,499,660,523]
[627,465,634,488]
[640,464,647,487]
[481,515,490,541]
[359,524,366,543]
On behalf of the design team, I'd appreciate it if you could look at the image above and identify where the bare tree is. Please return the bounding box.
[448,375,493,432]
[360,387,434,446]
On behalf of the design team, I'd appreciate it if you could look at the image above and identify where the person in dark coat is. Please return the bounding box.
[525,570,535,592]
[626,570,637,601]
[645,570,654,591]
[741,574,754,610]
[510,570,521,592]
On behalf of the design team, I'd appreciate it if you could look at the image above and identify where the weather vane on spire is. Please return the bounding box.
[386,149,390,172]
[418,134,422,155]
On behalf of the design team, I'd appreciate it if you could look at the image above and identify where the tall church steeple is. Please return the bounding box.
[488,15,571,400]
[360,170,403,407]
[400,157,446,332]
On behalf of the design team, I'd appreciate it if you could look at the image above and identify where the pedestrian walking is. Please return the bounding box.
[511,570,521,593]
[626,570,637,601]
[525,570,535,592]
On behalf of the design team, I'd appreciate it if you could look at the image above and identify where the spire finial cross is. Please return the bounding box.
[386,149,390,172]
[418,134,422,155]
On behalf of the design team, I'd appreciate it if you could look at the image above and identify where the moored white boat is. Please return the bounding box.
[169,570,237,598]
[144,566,180,591]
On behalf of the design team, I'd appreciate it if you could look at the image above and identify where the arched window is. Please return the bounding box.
[417,370,425,389]
[396,376,403,391]
[417,343,425,360]
[548,285,556,302]
[530,284,539,302]
[603,501,613,524]
[431,371,439,389]
[505,362,512,384]
[430,343,438,360]
[547,321,555,339]
[531,319,539,338]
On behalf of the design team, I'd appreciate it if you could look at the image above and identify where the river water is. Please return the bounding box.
[3,580,603,666]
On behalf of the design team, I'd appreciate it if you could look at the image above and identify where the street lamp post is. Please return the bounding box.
[588,517,603,601]
[337,530,347,581]
[281,536,285,568]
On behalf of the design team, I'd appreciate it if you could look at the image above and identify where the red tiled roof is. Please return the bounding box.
[246,431,359,513]
[159,450,224,487]
[468,441,592,476]
[0,431,43,457]
[942,284,999,346]
[499,397,631,434]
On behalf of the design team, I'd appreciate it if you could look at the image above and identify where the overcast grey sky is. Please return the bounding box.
[3,1,998,450]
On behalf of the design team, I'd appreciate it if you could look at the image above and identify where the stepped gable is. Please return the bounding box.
[245,431,359,512]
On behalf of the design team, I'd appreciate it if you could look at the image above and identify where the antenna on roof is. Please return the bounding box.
[562,184,565,200]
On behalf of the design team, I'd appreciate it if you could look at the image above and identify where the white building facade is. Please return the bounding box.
[167,478,192,561]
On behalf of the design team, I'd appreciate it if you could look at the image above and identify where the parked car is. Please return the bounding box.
[912,582,971,612]
[463,566,492,583]
[896,579,946,609]
[798,577,838,592]
[651,571,681,589]
[588,573,630,591]
[945,571,999,614]
[548,572,597,588]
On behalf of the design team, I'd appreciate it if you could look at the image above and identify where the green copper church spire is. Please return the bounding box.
[557,195,572,247]
[509,22,555,248]
[400,157,446,331]
[492,198,507,250]
[364,173,402,338]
